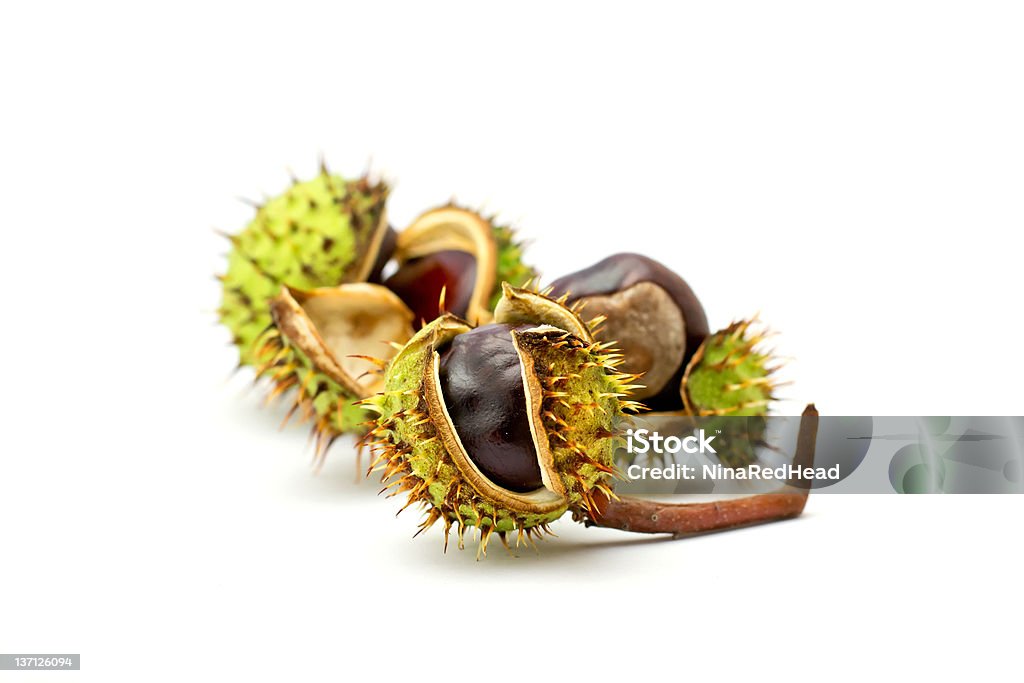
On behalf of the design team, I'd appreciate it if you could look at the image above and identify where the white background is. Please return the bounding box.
[1,1,1022,681]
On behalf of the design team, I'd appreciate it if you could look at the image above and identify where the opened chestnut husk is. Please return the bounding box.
[362,284,635,555]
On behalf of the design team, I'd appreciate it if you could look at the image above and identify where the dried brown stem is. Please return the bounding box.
[586,404,819,537]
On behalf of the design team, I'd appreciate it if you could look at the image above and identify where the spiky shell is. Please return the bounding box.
[678,320,782,469]
[219,169,389,368]
[681,320,778,417]
[365,285,640,555]
[252,325,371,446]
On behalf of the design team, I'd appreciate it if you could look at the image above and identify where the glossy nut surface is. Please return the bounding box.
[438,323,543,492]
[384,250,478,326]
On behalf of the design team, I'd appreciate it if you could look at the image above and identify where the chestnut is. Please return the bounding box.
[379,205,532,328]
[384,250,478,325]
[438,323,542,492]
[548,253,709,411]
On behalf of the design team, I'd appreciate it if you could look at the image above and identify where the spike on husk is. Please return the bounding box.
[681,319,781,417]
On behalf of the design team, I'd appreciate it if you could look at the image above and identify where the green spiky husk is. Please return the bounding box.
[366,316,633,552]
[513,328,627,507]
[366,321,563,549]
[684,321,776,418]
[219,171,388,368]
[252,326,370,448]
[680,321,781,468]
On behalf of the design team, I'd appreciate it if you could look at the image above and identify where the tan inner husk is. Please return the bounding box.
[270,283,415,398]
[510,328,568,496]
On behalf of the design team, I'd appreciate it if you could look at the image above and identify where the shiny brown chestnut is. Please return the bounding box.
[377,205,519,329]
[384,250,478,325]
[547,253,709,411]
[437,323,543,493]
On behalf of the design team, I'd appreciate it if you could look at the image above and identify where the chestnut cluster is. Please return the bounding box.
[218,166,813,555]
[423,253,716,502]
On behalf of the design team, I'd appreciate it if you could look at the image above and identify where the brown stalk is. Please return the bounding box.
[586,404,818,537]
